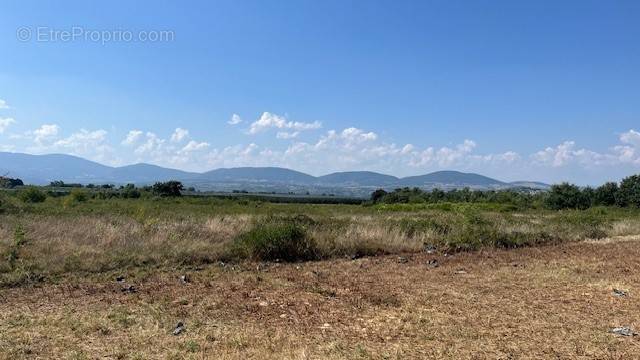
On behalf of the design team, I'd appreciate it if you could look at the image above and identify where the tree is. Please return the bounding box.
[594,182,618,206]
[18,186,47,203]
[617,174,640,207]
[122,184,141,199]
[0,176,24,189]
[544,183,590,210]
[152,181,184,197]
[370,189,388,203]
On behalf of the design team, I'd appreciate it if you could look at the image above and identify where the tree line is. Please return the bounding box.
[370,174,640,209]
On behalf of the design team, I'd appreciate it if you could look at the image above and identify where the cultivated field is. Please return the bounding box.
[1,195,640,358]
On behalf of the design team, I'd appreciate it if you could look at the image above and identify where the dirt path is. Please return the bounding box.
[1,237,639,359]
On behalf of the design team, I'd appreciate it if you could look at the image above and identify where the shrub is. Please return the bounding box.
[152,181,183,197]
[232,218,317,262]
[370,189,388,203]
[69,189,89,202]
[544,183,590,210]
[122,184,141,199]
[595,182,618,206]
[18,187,47,203]
[617,174,640,207]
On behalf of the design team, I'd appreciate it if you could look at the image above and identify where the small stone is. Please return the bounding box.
[259,301,268,307]
[397,256,408,264]
[426,259,439,268]
[121,285,137,293]
[610,327,637,336]
[280,314,287,319]
[454,269,467,275]
[179,275,190,284]
[613,289,628,297]
[173,321,185,336]
[423,243,436,254]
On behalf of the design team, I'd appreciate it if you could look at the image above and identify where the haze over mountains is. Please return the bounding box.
[0,152,549,195]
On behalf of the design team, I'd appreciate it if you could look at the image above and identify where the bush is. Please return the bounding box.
[595,182,618,206]
[152,181,183,197]
[232,218,317,262]
[18,187,47,203]
[68,189,89,202]
[122,184,141,199]
[617,174,640,207]
[544,183,590,210]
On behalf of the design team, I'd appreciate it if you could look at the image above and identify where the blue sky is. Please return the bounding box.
[1,0,639,184]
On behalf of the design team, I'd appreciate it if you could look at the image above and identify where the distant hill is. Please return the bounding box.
[398,170,506,188]
[109,164,197,183]
[197,167,317,184]
[508,181,551,190]
[0,152,547,192]
[0,152,112,184]
[317,171,399,186]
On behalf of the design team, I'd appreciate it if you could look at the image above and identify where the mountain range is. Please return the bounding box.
[0,152,550,192]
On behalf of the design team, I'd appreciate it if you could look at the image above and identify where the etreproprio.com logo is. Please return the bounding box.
[16,26,175,44]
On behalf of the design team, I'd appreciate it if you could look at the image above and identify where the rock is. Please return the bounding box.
[426,259,439,268]
[116,276,125,283]
[259,301,269,307]
[173,321,185,336]
[423,243,436,254]
[454,269,467,275]
[613,288,628,297]
[610,327,637,336]
[397,256,408,264]
[179,275,190,284]
[121,285,137,293]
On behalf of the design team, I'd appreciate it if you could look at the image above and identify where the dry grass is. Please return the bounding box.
[1,236,639,359]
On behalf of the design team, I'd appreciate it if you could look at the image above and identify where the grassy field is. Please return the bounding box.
[1,194,640,358]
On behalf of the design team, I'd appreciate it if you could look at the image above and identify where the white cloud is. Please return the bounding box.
[228,114,243,125]
[181,140,210,152]
[249,112,322,134]
[0,117,15,134]
[170,128,189,143]
[33,124,60,145]
[134,132,165,156]
[276,131,300,139]
[620,129,640,147]
[53,129,113,162]
[122,130,143,145]
[0,99,9,109]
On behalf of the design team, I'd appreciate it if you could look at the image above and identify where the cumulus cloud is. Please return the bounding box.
[276,131,300,139]
[0,99,9,109]
[134,132,165,156]
[33,124,60,145]
[170,128,189,143]
[181,140,210,152]
[249,112,321,135]
[620,129,640,147]
[0,117,15,134]
[122,130,143,145]
[53,129,113,162]
[228,114,243,125]
[531,130,640,168]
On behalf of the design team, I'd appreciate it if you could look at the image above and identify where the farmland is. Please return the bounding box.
[1,193,640,358]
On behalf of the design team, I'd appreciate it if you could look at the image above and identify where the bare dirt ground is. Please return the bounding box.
[1,236,639,359]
